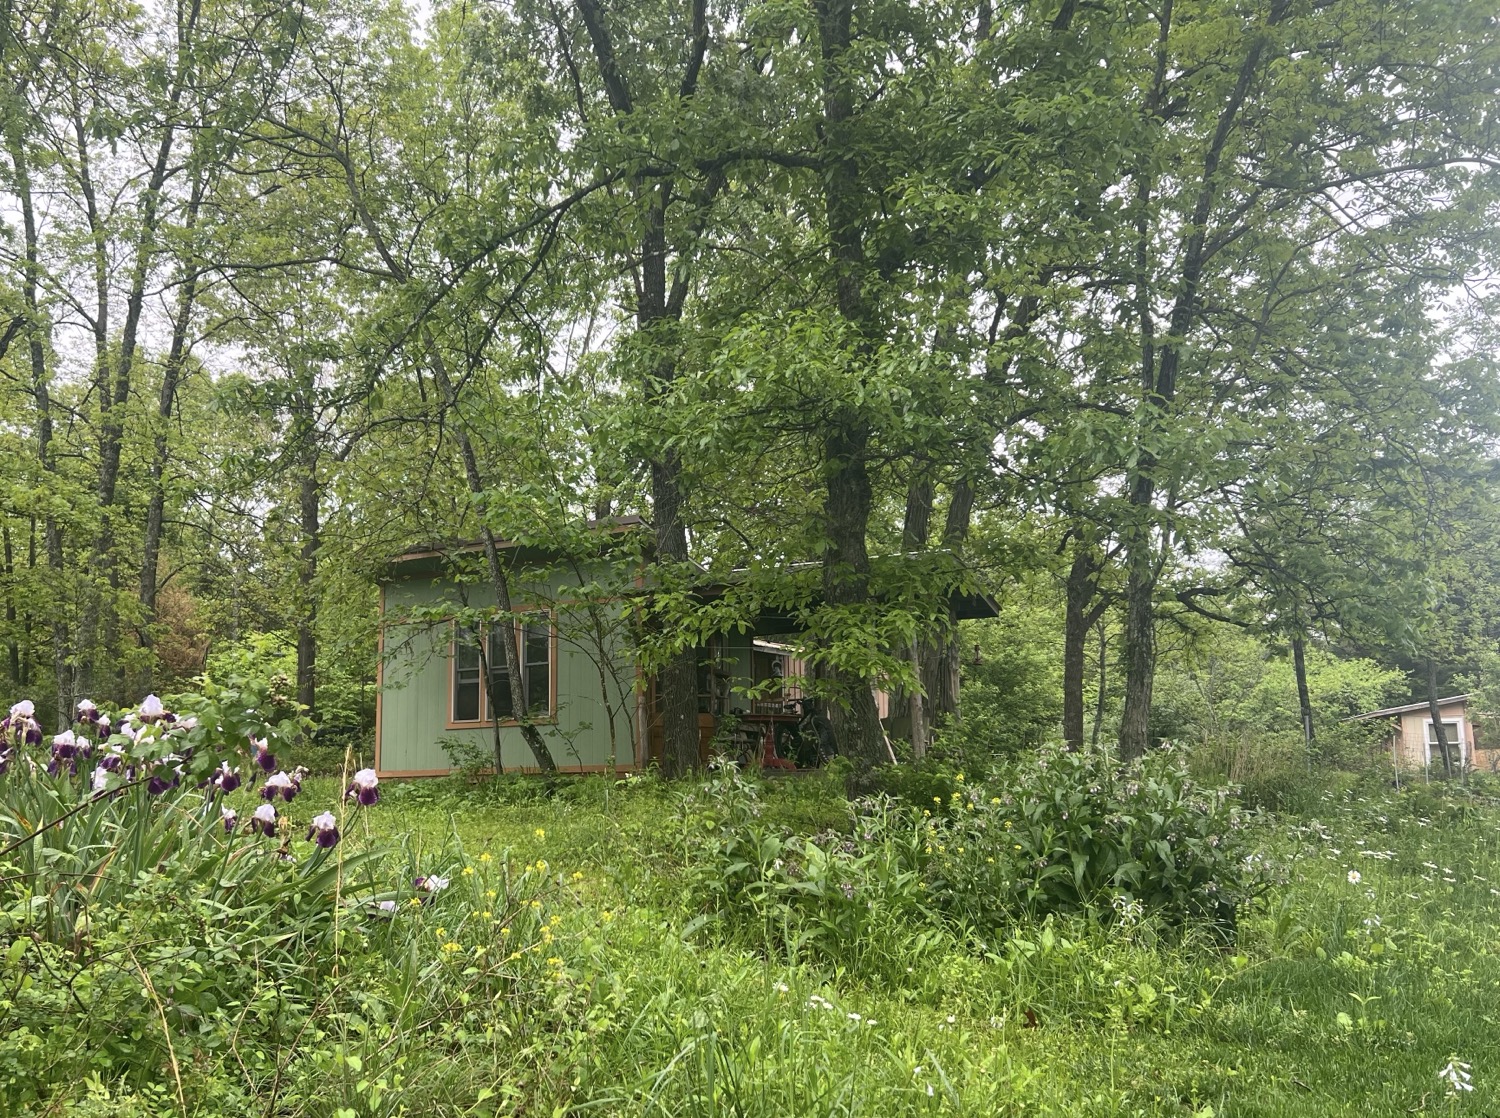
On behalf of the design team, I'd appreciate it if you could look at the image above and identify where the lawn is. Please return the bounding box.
[6,759,1500,1116]
[295,770,1500,1117]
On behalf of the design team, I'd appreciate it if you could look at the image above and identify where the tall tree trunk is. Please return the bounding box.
[7,115,70,727]
[3,527,16,685]
[296,464,319,719]
[1425,657,1454,777]
[1117,524,1157,760]
[1116,1,1284,760]
[902,465,933,754]
[1292,635,1315,754]
[1091,618,1108,748]
[70,95,109,702]
[574,0,709,777]
[139,178,205,689]
[640,190,701,778]
[811,0,887,768]
[425,337,557,773]
[649,452,702,778]
[1062,539,1106,749]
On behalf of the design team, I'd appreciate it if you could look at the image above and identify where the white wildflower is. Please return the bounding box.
[1439,1059,1473,1097]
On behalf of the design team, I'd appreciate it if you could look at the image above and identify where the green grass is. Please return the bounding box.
[205,771,1500,1118]
[15,765,1499,1116]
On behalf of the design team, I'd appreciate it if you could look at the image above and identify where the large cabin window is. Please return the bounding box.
[451,614,553,724]
[1424,720,1466,766]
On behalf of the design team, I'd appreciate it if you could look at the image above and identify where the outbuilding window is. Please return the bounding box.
[1424,720,1466,767]
[451,614,554,724]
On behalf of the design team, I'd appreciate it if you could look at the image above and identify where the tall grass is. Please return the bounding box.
[6,762,1500,1115]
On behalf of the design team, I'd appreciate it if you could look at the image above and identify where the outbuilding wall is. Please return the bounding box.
[1388,702,1475,771]
[376,568,639,776]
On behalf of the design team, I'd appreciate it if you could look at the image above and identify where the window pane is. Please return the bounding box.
[454,631,482,722]
[524,619,550,714]
[486,627,514,720]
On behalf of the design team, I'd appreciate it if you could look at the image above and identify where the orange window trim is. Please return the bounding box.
[447,609,558,727]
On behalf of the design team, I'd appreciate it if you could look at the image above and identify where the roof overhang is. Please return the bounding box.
[1347,695,1470,722]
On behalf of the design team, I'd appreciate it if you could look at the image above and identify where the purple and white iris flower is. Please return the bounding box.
[252,737,276,773]
[5,700,43,747]
[306,811,340,848]
[221,805,238,833]
[260,771,300,802]
[92,766,110,794]
[146,765,183,797]
[249,803,278,836]
[414,874,450,896]
[137,694,167,723]
[48,730,80,774]
[346,768,379,806]
[76,699,99,724]
[210,761,242,795]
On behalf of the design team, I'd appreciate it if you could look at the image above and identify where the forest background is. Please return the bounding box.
[3,0,1500,782]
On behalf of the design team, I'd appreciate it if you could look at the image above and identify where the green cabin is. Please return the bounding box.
[374,523,996,777]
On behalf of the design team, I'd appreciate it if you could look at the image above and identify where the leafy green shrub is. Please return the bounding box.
[860,756,962,812]
[203,629,375,759]
[669,764,941,979]
[926,744,1276,940]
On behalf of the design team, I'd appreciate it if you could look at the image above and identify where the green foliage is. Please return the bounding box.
[670,745,1268,985]
[669,764,940,981]
[955,597,1066,755]
[1149,627,1407,810]
[926,745,1274,939]
[11,758,1500,1114]
[203,630,375,756]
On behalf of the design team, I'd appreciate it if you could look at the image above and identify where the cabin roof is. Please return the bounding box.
[381,523,999,626]
[1347,695,1471,721]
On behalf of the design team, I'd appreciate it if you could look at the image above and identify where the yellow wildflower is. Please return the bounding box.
[482,911,493,919]
[956,772,965,783]
[479,852,493,863]
[534,828,546,839]
[571,871,585,882]
[462,866,476,876]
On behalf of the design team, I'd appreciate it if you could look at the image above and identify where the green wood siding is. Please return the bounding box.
[378,567,638,774]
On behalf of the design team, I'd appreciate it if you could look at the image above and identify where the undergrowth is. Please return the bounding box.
[5,741,1500,1116]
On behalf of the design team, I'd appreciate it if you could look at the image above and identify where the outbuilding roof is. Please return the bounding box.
[1348,695,1471,721]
